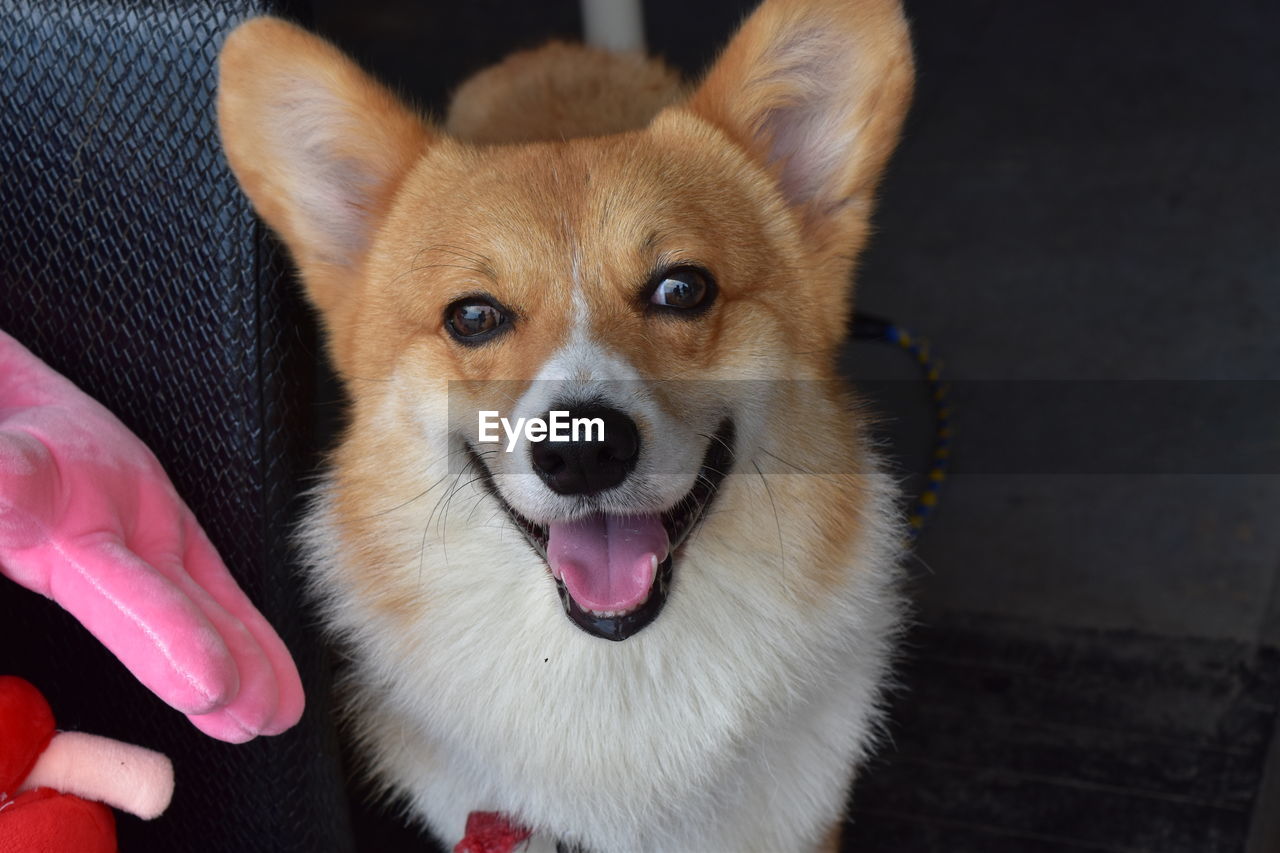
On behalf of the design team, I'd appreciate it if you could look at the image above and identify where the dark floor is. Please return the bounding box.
[308,1,1280,850]
[845,616,1280,852]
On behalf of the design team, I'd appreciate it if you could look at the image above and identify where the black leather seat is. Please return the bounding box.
[0,1,355,849]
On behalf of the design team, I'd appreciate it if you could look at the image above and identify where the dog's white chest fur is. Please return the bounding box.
[303,465,903,853]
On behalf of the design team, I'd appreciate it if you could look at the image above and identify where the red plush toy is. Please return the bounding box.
[0,676,174,853]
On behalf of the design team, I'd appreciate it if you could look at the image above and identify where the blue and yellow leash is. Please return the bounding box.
[850,313,951,540]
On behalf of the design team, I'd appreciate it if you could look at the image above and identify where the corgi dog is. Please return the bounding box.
[217,1,914,850]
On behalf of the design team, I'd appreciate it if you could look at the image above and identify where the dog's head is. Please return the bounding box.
[218,0,913,641]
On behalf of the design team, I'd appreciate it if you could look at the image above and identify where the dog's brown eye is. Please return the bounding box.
[648,267,714,312]
[445,297,509,342]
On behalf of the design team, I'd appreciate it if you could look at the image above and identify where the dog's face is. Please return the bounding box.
[218,0,913,641]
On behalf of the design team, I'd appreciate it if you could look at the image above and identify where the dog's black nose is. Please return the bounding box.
[530,405,639,496]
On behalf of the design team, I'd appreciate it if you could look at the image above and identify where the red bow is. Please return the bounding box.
[454,811,534,853]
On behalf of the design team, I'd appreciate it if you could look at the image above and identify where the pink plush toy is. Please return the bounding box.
[0,329,304,742]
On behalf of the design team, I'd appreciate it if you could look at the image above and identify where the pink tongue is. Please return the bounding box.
[547,514,669,612]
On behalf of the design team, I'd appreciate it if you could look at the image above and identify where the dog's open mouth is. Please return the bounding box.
[468,419,735,641]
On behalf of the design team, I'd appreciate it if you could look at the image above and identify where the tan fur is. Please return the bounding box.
[446,42,685,143]
[688,0,915,341]
[218,18,432,355]
[218,3,913,849]
[820,821,844,853]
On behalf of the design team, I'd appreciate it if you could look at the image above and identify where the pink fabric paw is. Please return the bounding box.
[0,330,304,742]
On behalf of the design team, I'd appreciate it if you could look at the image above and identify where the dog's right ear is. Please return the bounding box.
[684,0,913,278]
[217,18,431,318]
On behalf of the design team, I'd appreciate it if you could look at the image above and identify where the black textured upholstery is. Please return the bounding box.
[0,1,355,850]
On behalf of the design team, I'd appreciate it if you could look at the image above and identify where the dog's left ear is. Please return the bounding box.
[686,0,914,264]
[217,17,432,322]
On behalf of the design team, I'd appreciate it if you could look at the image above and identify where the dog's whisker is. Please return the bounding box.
[416,522,431,590]
[752,460,787,568]
[360,474,451,521]
[436,465,492,567]
[758,448,815,475]
[426,459,475,539]
[356,446,488,521]
[698,430,738,460]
